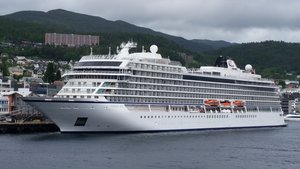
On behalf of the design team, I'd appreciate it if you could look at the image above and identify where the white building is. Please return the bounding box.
[0,96,9,115]
[0,77,14,93]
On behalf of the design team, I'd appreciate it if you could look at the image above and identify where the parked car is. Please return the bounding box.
[0,116,6,121]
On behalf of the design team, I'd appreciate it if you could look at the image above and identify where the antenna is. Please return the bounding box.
[108,47,111,56]
[142,46,145,53]
[90,47,93,55]
[116,46,119,54]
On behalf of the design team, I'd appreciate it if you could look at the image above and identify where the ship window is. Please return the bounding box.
[212,72,221,76]
[77,61,122,67]
[203,72,211,75]
[74,117,88,126]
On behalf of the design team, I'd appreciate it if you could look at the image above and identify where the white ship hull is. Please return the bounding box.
[24,98,286,133]
[23,42,287,133]
[284,114,300,121]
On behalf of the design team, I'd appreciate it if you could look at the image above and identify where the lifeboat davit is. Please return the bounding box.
[220,100,231,107]
[205,99,220,107]
[233,100,245,107]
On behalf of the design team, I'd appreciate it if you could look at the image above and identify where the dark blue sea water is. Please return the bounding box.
[0,122,300,169]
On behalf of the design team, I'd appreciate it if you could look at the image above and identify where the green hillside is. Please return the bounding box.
[3,9,232,52]
[203,41,300,79]
[0,15,192,65]
[0,16,56,42]
[4,9,154,34]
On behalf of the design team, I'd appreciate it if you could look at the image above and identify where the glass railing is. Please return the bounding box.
[64,69,132,75]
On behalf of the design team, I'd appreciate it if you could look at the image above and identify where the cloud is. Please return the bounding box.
[1,0,300,42]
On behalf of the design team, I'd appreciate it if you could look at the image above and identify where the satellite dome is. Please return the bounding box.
[245,64,253,71]
[150,45,158,53]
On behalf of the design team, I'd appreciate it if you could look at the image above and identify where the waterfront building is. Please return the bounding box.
[45,33,99,47]
[0,96,9,115]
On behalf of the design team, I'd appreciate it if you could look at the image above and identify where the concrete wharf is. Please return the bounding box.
[0,121,59,133]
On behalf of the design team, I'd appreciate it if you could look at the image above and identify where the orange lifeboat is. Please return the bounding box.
[220,100,231,107]
[205,99,220,107]
[233,100,245,107]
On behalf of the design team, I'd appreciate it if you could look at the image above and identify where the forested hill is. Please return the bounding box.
[202,41,300,79]
[0,15,69,42]
[2,9,232,52]
[0,15,192,65]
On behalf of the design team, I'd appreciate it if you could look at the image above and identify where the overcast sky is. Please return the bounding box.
[0,0,299,43]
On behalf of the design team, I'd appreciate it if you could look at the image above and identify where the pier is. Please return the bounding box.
[0,98,60,134]
[0,121,59,134]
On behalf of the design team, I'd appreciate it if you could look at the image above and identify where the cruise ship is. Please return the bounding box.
[23,42,286,132]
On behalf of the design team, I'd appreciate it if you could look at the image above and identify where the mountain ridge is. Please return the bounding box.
[3,9,233,52]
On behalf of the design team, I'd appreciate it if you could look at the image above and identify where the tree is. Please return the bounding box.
[0,63,9,76]
[23,70,32,77]
[55,69,62,81]
[13,74,23,81]
[278,80,286,89]
[43,62,55,83]
[61,64,71,73]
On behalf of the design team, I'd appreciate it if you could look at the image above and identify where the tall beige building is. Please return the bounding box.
[45,33,99,47]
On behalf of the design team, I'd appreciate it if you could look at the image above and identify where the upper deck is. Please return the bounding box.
[67,42,273,85]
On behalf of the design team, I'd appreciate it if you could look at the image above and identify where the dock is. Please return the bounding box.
[0,121,60,134]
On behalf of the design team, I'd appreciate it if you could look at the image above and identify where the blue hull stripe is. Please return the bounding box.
[61,124,287,133]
